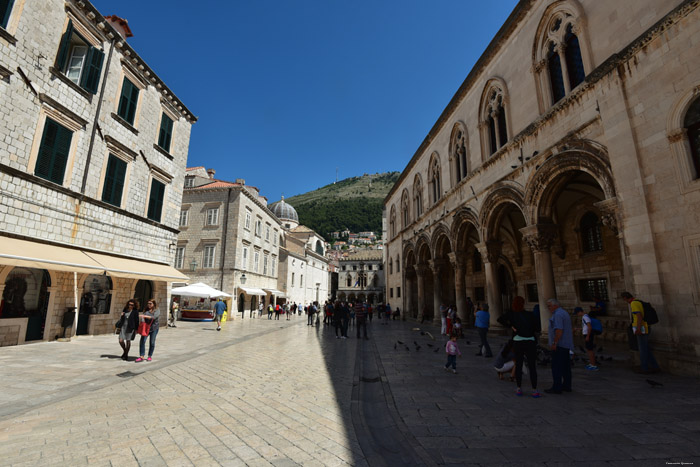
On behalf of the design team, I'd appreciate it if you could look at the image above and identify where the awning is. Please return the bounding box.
[0,236,188,282]
[171,282,231,298]
[238,286,266,296]
[264,289,286,297]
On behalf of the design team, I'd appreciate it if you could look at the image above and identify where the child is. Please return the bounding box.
[453,317,463,338]
[494,340,517,381]
[444,333,462,374]
[576,306,598,371]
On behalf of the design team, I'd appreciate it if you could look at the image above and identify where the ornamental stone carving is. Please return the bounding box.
[476,240,502,263]
[594,198,620,236]
[520,224,558,252]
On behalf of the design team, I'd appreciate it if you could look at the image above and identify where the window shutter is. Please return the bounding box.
[127,81,139,124]
[118,78,139,124]
[56,19,74,70]
[80,46,104,94]
[35,118,72,185]
[102,154,126,207]
[147,179,165,222]
[158,113,173,152]
[1,0,14,29]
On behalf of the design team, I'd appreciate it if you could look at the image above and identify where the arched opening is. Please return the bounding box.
[684,97,700,178]
[250,295,258,316]
[1,267,50,341]
[78,274,113,335]
[238,293,245,313]
[134,280,153,312]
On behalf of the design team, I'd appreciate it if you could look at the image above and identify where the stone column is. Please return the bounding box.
[477,240,502,326]
[429,259,445,326]
[448,252,467,322]
[521,223,558,333]
[415,264,427,321]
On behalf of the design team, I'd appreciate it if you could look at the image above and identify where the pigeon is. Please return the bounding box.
[420,331,426,336]
[397,340,404,345]
[405,345,410,351]
[434,347,440,353]
[427,343,434,347]
[646,379,663,388]
[394,343,397,350]
[426,332,435,341]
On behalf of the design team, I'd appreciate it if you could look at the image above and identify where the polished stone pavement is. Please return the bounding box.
[0,313,698,466]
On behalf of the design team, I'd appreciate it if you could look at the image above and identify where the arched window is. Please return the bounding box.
[684,97,700,179]
[346,274,353,287]
[389,205,397,238]
[396,255,400,272]
[389,258,393,275]
[480,82,509,157]
[315,240,324,255]
[428,154,442,204]
[401,189,411,228]
[533,3,589,109]
[413,174,423,219]
[450,123,469,184]
[580,212,603,253]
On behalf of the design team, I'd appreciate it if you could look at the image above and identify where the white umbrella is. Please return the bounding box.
[171,282,231,299]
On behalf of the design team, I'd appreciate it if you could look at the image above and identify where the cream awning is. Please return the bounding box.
[264,289,286,297]
[0,236,188,282]
[238,286,266,296]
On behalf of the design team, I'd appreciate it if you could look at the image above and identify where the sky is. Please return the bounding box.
[90,0,519,203]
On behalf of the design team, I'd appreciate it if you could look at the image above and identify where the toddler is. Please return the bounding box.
[444,334,462,374]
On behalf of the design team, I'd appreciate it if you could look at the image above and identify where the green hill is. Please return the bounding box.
[284,172,400,239]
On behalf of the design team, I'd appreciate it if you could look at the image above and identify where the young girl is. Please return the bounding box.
[444,333,462,374]
[453,317,463,338]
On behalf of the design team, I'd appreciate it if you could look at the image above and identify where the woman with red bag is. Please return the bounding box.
[136,299,160,362]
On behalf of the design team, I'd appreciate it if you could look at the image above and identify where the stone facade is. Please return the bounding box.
[337,250,385,305]
[0,0,194,345]
[384,0,700,374]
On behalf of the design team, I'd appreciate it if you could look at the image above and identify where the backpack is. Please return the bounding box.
[640,301,659,326]
[590,317,603,335]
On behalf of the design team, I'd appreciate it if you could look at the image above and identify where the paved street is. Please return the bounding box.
[1,314,699,466]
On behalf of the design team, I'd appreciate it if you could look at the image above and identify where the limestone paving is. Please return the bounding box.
[1,316,699,466]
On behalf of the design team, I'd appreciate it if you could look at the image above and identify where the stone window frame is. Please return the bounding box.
[668,85,700,194]
[1,0,25,42]
[253,249,260,272]
[27,100,86,189]
[428,152,442,205]
[174,246,185,269]
[179,208,189,227]
[389,258,393,275]
[145,167,172,223]
[113,62,148,130]
[154,101,179,156]
[413,173,424,219]
[683,233,700,305]
[478,78,510,159]
[265,223,271,242]
[97,136,137,209]
[574,272,611,304]
[532,1,593,114]
[271,255,276,276]
[52,13,105,97]
[449,121,469,186]
[255,218,262,237]
[263,253,269,275]
[241,242,250,270]
[396,255,400,273]
[205,206,220,226]
[389,204,397,239]
[401,189,411,229]
[244,207,252,230]
[203,244,216,269]
[578,210,604,255]
[184,176,194,188]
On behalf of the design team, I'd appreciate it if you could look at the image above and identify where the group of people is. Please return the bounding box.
[116,298,160,362]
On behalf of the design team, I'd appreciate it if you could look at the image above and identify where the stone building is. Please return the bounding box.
[178,168,283,316]
[384,0,700,374]
[0,1,195,345]
[336,250,384,305]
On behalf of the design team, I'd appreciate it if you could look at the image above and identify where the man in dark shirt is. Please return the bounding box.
[355,301,368,340]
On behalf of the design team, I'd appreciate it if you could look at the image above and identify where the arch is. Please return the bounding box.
[415,234,432,263]
[524,139,615,224]
[667,85,700,190]
[430,223,453,257]
[450,206,480,243]
[401,188,411,229]
[479,182,526,239]
[428,152,443,205]
[412,173,424,219]
[389,204,397,238]
[479,77,511,158]
[449,121,469,185]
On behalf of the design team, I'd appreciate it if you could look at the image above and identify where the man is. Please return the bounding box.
[267,303,274,320]
[545,298,574,394]
[256,301,262,319]
[307,303,314,325]
[466,297,475,327]
[214,298,227,331]
[440,303,448,335]
[168,298,179,328]
[355,301,368,340]
[275,303,281,320]
[622,292,660,374]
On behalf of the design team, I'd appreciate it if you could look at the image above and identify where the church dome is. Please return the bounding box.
[269,197,299,223]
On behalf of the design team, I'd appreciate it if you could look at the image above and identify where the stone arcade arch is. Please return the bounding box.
[451,208,481,324]
[431,225,454,326]
[414,235,433,321]
[402,245,417,319]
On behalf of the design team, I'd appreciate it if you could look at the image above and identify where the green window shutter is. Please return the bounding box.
[80,46,104,94]
[158,113,173,152]
[1,0,14,29]
[56,19,74,70]
[101,154,127,207]
[118,77,139,124]
[35,118,72,185]
[147,179,165,222]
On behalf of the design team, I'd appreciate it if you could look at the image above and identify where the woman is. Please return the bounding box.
[118,299,140,361]
[501,296,540,397]
[136,299,160,362]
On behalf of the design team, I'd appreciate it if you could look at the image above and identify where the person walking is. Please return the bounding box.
[466,297,475,327]
[440,304,448,335]
[275,303,281,320]
[256,302,262,319]
[307,304,314,325]
[168,297,178,328]
[117,299,140,361]
[475,303,493,357]
[576,306,598,371]
[444,333,462,374]
[136,299,160,362]
[622,292,660,374]
[355,301,368,339]
[268,303,274,320]
[500,296,540,398]
[214,298,226,331]
[545,298,574,394]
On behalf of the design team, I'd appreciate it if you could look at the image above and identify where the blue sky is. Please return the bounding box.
[90,1,518,203]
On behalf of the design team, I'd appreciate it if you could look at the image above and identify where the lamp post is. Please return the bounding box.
[190,259,198,271]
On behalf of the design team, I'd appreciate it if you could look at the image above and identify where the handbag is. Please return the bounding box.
[138,321,152,337]
[115,315,124,331]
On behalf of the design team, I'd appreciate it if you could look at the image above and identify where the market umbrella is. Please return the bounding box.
[171,282,231,298]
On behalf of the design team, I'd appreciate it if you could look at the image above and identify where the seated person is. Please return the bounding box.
[493,340,520,381]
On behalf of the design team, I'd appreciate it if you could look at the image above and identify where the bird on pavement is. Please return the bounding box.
[397,340,404,345]
[434,347,440,353]
[646,379,663,388]
[426,343,434,347]
[405,345,410,351]
[425,332,435,341]
[394,343,397,350]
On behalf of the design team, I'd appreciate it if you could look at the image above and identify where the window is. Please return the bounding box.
[273,229,278,245]
[413,174,423,219]
[300,275,304,287]
[146,179,165,222]
[271,257,276,276]
[117,76,139,125]
[580,212,603,253]
[101,154,127,207]
[353,265,357,271]
[55,20,104,94]
[578,278,608,302]
[480,82,508,156]
[390,288,393,298]
[401,189,410,228]
[526,283,539,303]
[389,205,397,238]
[241,246,248,270]
[428,154,442,204]
[389,258,393,275]
[157,113,174,153]
[1,0,14,29]
[206,207,219,226]
[174,247,185,269]
[255,219,262,237]
[396,256,400,272]
[450,123,469,184]
[179,209,188,227]
[397,287,401,298]
[379,264,383,271]
[254,250,259,272]
[265,224,270,241]
[346,275,352,287]
[35,117,72,185]
[184,176,194,188]
[203,245,216,268]
[245,209,251,230]
[547,43,566,103]
[291,272,295,287]
[263,255,268,275]
[564,24,585,90]
[685,97,700,179]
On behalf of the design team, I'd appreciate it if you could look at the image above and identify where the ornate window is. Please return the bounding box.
[685,97,700,179]
[413,174,423,219]
[580,212,603,253]
[668,90,700,193]
[428,153,442,205]
[389,258,393,275]
[401,189,411,228]
[389,205,397,238]
[396,255,400,272]
[450,123,469,184]
[480,81,509,157]
[533,2,590,109]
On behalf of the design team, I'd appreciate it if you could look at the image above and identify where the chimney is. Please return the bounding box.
[235,178,245,185]
[104,15,134,40]
[207,169,216,179]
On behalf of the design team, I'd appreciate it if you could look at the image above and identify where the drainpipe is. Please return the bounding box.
[80,39,115,195]
[220,188,232,291]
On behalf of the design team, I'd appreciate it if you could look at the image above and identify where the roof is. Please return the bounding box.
[104,15,133,38]
[341,250,383,262]
[268,197,299,223]
[187,180,240,190]
[186,166,205,172]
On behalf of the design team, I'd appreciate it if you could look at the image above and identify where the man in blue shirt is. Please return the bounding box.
[545,298,574,394]
[214,298,227,331]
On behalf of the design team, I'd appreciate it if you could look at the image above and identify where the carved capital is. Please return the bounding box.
[414,264,428,277]
[534,59,547,73]
[520,224,558,252]
[428,259,447,275]
[476,240,502,263]
[594,198,620,236]
[447,252,465,271]
[667,128,686,144]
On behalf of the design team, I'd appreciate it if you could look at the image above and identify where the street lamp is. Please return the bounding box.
[240,273,247,284]
[190,259,198,271]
